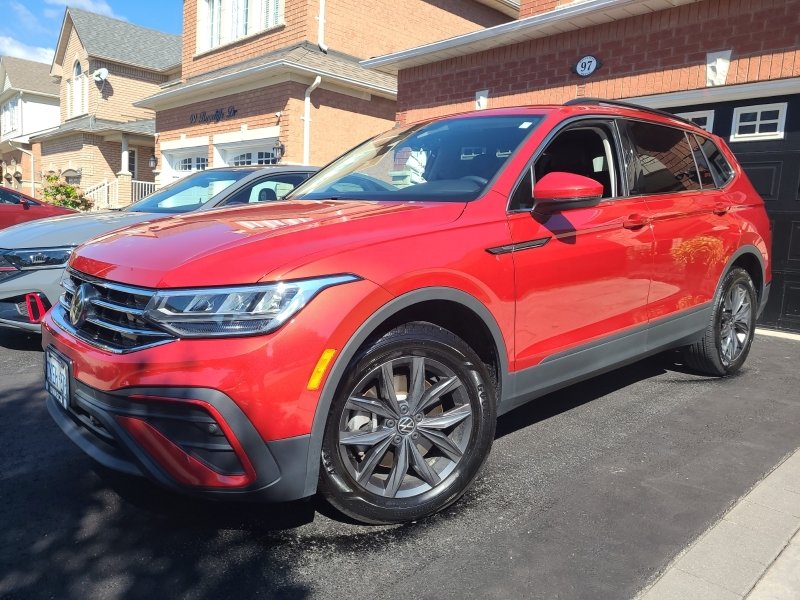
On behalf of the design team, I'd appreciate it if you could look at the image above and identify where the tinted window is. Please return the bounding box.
[127,169,252,214]
[695,135,734,187]
[292,115,543,203]
[220,173,311,206]
[687,134,715,188]
[509,122,618,211]
[0,189,23,204]
[626,121,702,194]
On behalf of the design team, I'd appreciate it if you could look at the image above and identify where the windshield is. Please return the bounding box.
[126,169,252,214]
[290,115,544,202]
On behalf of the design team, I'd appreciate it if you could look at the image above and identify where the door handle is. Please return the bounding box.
[622,214,651,230]
[713,203,730,216]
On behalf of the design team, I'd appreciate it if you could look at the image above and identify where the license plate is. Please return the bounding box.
[45,349,70,410]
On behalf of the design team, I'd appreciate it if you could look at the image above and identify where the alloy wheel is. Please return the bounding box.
[337,355,474,499]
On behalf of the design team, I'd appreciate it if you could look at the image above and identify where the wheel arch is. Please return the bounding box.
[723,245,767,310]
[301,287,510,497]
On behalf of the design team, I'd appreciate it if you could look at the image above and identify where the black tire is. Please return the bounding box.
[319,322,496,524]
[683,268,757,376]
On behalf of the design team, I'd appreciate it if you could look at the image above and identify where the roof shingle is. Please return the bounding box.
[68,8,181,72]
[1,56,58,96]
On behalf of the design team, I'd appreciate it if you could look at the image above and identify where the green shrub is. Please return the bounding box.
[42,172,93,211]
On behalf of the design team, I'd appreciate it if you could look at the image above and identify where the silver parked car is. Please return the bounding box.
[0,165,317,332]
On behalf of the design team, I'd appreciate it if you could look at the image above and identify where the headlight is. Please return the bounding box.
[143,274,360,337]
[2,247,75,271]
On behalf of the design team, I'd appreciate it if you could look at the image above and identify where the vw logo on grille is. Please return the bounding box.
[69,283,97,328]
[397,416,416,435]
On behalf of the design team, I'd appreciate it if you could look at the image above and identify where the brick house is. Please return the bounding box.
[136,0,513,184]
[363,0,800,332]
[31,8,181,208]
[0,57,60,197]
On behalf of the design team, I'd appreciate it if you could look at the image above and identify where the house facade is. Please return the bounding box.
[0,57,60,197]
[31,8,181,208]
[137,0,512,184]
[364,0,800,332]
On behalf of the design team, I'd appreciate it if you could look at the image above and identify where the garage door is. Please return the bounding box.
[670,94,800,333]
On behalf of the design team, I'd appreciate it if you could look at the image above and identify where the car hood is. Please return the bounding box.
[0,210,159,249]
[70,200,466,288]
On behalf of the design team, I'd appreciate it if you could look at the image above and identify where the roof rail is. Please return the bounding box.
[563,97,697,128]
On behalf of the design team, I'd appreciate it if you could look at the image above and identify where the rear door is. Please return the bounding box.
[619,119,740,335]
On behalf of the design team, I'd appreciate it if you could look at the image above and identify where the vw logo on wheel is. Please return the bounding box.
[69,283,97,328]
[397,416,416,435]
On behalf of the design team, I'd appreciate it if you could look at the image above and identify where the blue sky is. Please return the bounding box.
[1,0,183,64]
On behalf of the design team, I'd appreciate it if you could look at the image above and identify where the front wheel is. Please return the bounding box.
[683,268,757,376]
[319,323,496,524]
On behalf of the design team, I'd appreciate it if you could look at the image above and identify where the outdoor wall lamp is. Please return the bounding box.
[272,140,285,162]
[148,154,157,169]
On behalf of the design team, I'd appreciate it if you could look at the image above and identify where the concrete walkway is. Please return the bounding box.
[639,329,800,600]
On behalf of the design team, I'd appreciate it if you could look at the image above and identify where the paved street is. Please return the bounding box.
[1,329,798,600]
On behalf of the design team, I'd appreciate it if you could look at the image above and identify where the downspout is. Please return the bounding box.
[317,0,328,53]
[10,141,35,197]
[303,76,322,166]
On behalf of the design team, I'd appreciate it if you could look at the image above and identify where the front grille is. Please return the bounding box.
[59,269,175,353]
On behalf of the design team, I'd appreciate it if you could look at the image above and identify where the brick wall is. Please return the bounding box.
[89,61,167,122]
[323,0,509,59]
[40,134,120,191]
[285,84,396,165]
[156,81,395,166]
[156,83,294,166]
[181,0,510,81]
[181,0,310,80]
[59,28,89,123]
[396,0,800,123]
[519,0,560,18]
[0,147,37,197]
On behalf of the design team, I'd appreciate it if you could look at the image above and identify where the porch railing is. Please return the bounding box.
[132,180,157,202]
[84,179,119,211]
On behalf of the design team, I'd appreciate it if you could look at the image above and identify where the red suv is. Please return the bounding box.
[42,100,771,524]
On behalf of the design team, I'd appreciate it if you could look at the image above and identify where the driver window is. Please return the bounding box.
[510,122,619,211]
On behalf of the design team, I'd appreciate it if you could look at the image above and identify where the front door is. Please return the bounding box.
[509,120,653,374]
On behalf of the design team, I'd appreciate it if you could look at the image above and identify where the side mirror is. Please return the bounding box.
[21,198,32,210]
[533,171,604,213]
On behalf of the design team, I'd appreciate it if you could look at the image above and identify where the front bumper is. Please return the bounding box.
[46,374,313,501]
[0,268,63,332]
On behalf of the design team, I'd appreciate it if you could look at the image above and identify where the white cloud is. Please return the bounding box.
[0,36,55,64]
[43,0,126,20]
[10,2,49,34]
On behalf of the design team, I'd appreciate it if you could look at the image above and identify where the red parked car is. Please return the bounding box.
[42,100,771,524]
[0,187,74,229]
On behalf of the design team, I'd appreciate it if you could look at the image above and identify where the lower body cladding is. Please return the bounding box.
[46,378,313,501]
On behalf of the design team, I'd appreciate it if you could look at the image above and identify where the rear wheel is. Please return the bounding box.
[684,268,757,376]
[319,323,496,524]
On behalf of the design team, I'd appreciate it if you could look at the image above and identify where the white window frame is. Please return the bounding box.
[197,0,283,53]
[675,110,715,133]
[68,60,87,118]
[1,97,19,136]
[730,102,787,142]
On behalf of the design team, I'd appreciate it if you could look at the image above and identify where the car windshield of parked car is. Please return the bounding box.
[290,115,544,202]
[126,169,252,214]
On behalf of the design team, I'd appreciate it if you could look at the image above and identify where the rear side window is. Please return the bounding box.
[694,135,734,187]
[626,121,702,194]
[687,135,716,188]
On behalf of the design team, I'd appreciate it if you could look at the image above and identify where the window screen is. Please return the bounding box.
[626,121,702,194]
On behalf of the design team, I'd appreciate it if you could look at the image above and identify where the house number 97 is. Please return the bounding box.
[575,55,599,77]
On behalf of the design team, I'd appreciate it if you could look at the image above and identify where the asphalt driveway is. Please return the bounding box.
[1,329,798,599]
